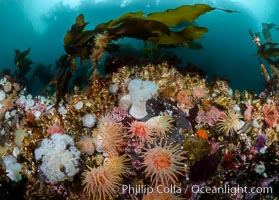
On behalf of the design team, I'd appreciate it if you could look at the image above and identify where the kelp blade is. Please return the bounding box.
[146,4,214,27]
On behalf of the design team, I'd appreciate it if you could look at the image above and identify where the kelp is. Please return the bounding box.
[14,47,33,76]
[63,3,236,61]
[64,14,88,47]
[146,4,237,27]
[64,14,96,59]
[95,11,144,31]
[184,41,204,49]
[107,18,170,41]
[260,43,279,56]
[93,3,236,48]
[14,47,31,65]
[57,3,235,103]
[149,25,208,46]
[146,4,214,27]
[63,4,236,53]
[257,42,279,65]
[47,55,74,106]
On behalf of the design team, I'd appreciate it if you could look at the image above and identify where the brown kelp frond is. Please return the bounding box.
[146,4,214,27]
[64,14,97,60]
[93,3,235,47]
[95,11,145,31]
[64,14,89,47]
[146,4,238,27]
[14,47,33,77]
[214,7,239,13]
[65,4,236,57]
[149,25,208,46]
[107,18,170,41]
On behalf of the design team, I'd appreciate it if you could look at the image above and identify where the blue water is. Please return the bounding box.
[1,0,278,92]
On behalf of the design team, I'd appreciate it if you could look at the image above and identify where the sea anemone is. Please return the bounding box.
[216,110,243,136]
[3,81,12,93]
[25,96,35,108]
[142,142,185,186]
[82,113,96,128]
[34,134,80,184]
[77,135,95,155]
[14,127,28,147]
[104,155,131,177]
[74,101,84,110]
[82,165,120,200]
[262,104,278,128]
[118,94,132,112]
[146,115,174,138]
[58,104,67,115]
[108,83,119,94]
[0,77,7,85]
[96,114,125,155]
[128,79,158,119]
[128,121,153,143]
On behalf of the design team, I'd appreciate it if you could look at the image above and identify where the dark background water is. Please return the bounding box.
[0,0,278,92]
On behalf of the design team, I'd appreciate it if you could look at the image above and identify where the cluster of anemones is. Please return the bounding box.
[16,93,53,118]
[128,115,174,143]
[82,155,130,199]
[0,75,21,119]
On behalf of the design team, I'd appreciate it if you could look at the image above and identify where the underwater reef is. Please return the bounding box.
[0,3,279,200]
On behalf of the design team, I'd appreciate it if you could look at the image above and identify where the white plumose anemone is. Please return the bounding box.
[74,101,84,110]
[82,113,96,128]
[128,79,158,119]
[34,134,80,184]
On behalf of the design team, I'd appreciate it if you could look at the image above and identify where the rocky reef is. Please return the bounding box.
[0,62,278,199]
